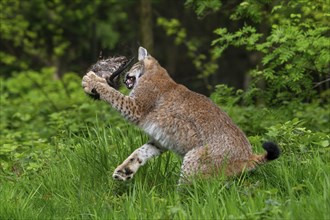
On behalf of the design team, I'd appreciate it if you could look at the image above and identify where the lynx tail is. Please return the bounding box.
[262,141,280,161]
[248,142,280,169]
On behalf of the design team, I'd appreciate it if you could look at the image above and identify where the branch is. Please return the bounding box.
[313,77,330,89]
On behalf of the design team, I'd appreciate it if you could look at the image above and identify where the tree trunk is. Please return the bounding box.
[53,57,62,80]
[139,0,154,53]
[52,56,66,80]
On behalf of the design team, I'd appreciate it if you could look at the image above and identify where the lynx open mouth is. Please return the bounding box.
[124,76,135,89]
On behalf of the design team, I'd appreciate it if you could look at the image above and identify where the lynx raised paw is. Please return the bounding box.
[82,71,107,95]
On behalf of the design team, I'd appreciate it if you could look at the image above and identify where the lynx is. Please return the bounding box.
[82,47,280,182]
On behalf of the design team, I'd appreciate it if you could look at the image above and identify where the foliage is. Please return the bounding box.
[185,0,330,104]
[185,0,222,19]
[157,17,218,90]
[0,0,132,77]
[0,69,123,176]
[211,84,330,132]
[265,118,329,154]
[212,23,330,104]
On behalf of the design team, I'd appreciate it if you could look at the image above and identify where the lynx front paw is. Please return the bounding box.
[82,71,107,96]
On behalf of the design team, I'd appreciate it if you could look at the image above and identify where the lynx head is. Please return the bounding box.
[124,47,156,89]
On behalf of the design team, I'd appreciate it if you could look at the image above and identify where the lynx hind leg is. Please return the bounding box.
[180,147,261,184]
[179,147,235,183]
[179,147,215,183]
[113,142,164,181]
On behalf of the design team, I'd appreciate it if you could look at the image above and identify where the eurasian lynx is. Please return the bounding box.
[82,47,280,182]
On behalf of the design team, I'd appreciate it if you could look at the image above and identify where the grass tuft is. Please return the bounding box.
[1,122,329,219]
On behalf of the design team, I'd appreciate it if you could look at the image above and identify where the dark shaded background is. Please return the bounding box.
[1,0,261,95]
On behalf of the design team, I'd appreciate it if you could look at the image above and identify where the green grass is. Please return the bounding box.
[1,123,329,219]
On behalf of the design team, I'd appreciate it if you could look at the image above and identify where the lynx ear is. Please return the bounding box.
[138,47,148,61]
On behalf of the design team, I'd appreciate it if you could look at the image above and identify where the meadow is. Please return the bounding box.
[1,70,329,219]
[2,0,330,218]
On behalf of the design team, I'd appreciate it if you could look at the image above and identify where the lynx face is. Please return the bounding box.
[124,47,149,89]
[124,61,144,89]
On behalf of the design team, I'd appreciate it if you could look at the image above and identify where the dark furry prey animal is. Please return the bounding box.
[87,56,133,99]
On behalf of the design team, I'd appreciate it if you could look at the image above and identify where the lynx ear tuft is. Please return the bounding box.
[138,47,148,61]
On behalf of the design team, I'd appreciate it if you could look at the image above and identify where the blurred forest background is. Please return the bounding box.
[1,0,328,96]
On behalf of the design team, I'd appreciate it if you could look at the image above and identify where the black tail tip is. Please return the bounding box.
[262,142,280,160]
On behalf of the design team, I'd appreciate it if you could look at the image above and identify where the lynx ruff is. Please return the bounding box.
[82,47,280,183]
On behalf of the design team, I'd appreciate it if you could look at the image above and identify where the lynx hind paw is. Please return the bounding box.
[112,166,135,181]
[112,157,142,181]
